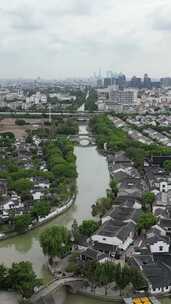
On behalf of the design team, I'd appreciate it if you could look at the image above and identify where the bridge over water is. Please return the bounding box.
[30,277,87,304]
[69,133,96,147]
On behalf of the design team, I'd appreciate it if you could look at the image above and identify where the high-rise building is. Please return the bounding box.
[130,76,142,88]
[160,77,171,88]
[143,73,151,89]
[110,89,137,105]
[117,74,127,89]
[104,77,117,88]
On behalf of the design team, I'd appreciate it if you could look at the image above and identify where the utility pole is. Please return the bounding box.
[48,104,52,124]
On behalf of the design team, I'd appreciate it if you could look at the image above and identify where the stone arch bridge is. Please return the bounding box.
[69,133,96,147]
[30,277,87,304]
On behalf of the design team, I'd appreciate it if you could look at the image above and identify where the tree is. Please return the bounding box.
[163,160,171,173]
[71,219,80,243]
[126,147,145,170]
[130,267,148,291]
[12,178,33,194]
[137,212,157,233]
[95,262,115,295]
[0,264,10,289]
[79,220,99,237]
[31,201,50,221]
[40,225,71,263]
[83,261,98,292]
[114,264,131,295]
[142,192,155,212]
[15,119,26,126]
[110,179,118,197]
[14,214,32,233]
[92,197,112,217]
[8,261,42,298]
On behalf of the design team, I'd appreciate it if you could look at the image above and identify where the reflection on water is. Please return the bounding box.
[64,294,110,304]
[160,298,171,304]
[0,145,109,280]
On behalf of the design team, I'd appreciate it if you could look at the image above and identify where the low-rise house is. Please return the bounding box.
[118,177,143,200]
[31,190,44,201]
[129,254,171,294]
[91,219,136,251]
[102,206,142,225]
[80,248,109,264]
[145,233,170,254]
[159,217,171,236]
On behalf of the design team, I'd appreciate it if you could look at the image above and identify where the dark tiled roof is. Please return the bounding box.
[93,241,117,253]
[97,219,136,241]
[143,263,171,289]
[160,218,171,228]
[81,248,106,261]
[146,233,170,246]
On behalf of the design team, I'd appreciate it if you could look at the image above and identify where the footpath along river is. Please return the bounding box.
[0,124,110,282]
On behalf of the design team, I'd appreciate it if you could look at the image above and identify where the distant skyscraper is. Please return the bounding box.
[160,77,171,88]
[117,74,127,89]
[143,73,151,89]
[130,76,141,88]
[104,77,116,88]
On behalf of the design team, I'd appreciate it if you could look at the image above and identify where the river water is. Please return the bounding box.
[0,124,110,282]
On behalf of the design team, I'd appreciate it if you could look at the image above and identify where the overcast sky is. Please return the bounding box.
[0,0,171,79]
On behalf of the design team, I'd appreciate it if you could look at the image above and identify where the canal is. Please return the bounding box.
[0,124,110,282]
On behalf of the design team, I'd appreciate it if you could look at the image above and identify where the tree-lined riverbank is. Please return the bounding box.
[0,144,110,280]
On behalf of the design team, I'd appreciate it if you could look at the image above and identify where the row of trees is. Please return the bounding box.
[28,118,79,140]
[0,261,41,298]
[68,259,147,295]
[84,89,98,111]
[89,115,171,170]
[43,137,77,204]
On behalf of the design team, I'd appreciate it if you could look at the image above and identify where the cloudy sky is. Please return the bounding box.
[0,0,171,79]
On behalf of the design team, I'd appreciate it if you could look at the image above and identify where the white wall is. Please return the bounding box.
[91,234,134,251]
[91,234,122,247]
[150,241,170,253]
[101,216,112,224]
[150,285,171,294]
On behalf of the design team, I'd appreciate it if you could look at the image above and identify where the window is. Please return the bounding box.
[153,288,156,291]
[165,286,168,290]
[103,238,106,241]
[159,246,163,251]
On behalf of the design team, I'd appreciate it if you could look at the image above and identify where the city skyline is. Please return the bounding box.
[0,0,171,78]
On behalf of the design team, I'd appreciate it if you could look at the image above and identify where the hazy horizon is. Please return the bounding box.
[0,0,171,79]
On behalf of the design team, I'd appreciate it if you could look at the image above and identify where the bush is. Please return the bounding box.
[15,119,27,126]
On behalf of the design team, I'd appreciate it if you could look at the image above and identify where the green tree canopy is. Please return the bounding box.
[130,267,148,290]
[79,220,99,237]
[92,197,112,218]
[137,212,157,232]
[163,160,171,173]
[8,261,42,298]
[0,264,10,289]
[40,225,71,260]
[142,192,155,212]
[31,200,50,221]
[11,178,33,194]
[71,219,80,243]
[114,264,131,295]
[14,214,32,233]
[110,179,118,197]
